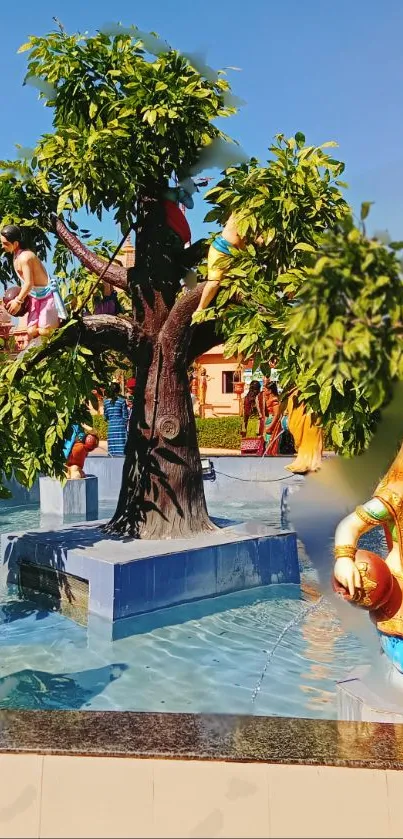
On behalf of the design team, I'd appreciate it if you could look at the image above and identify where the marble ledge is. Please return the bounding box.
[0,711,403,770]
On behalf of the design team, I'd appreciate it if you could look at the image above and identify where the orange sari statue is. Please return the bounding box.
[285,391,323,474]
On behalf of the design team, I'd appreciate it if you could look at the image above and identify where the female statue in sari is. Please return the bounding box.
[333,440,403,673]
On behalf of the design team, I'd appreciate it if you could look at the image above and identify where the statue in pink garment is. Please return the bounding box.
[0,224,67,340]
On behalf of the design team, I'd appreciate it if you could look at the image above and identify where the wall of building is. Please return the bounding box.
[194,345,241,418]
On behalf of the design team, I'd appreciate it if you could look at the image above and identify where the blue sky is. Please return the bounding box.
[1,0,403,246]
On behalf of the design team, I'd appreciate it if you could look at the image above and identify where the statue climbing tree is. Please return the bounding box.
[1,23,403,537]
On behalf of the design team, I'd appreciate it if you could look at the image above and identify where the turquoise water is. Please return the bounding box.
[0,499,371,718]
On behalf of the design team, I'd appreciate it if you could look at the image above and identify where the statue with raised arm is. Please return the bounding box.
[1,224,67,340]
[333,440,403,673]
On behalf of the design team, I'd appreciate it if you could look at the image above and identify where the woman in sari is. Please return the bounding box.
[262,380,282,455]
[241,380,264,438]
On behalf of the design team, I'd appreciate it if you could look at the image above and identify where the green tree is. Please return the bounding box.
[0,24,401,538]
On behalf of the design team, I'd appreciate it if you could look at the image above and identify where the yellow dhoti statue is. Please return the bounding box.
[285,392,323,474]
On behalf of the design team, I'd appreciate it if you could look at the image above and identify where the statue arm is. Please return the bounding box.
[333,512,368,598]
[334,499,392,597]
[335,498,392,548]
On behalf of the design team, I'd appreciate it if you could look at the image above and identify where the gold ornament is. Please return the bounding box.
[334,545,356,561]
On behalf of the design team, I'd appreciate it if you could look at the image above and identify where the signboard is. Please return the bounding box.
[242,368,279,386]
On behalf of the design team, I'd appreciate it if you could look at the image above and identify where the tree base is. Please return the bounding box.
[103,510,218,540]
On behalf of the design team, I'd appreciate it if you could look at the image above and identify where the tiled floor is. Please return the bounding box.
[0,754,402,838]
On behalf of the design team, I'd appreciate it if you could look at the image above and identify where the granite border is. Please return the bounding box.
[0,710,402,770]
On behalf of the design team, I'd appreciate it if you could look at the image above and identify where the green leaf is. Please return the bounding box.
[293,243,316,253]
[294,132,305,148]
[360,201,374,221]
[319,384,332,413]
[331,425,343,447]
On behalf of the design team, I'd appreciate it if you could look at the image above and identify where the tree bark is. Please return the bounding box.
[51,215,128,290]
[106,333,215,538]
[14,315,140,372]
[54,201,219,539]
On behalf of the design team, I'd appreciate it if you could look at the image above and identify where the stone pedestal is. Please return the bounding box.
[39,476,98,520]
[1,518,299,637]
[337,664,403,723]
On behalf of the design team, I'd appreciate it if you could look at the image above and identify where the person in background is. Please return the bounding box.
[94,281,122,315]
[262,379,282,455]
[125,377,136,427]
[103,382,129,456]
[241,380,264,438]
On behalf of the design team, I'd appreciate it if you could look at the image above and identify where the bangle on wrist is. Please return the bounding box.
[334,544,356,561]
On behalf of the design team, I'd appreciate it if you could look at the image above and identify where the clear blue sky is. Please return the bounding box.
[1,0,403,244]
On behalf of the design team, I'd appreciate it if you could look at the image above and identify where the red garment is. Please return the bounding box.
[67,441,88,469]
[164,200,191,244]
[67,435,98,468]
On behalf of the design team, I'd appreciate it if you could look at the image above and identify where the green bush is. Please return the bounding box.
[91,414,108,440]
[195,416,259,449]
[92,413,261,449]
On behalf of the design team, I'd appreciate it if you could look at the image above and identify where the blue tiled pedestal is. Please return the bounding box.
[39,476,98,520]
[0,518,299,627]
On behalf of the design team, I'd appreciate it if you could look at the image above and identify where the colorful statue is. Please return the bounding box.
[163,185,193,246]
[285,390,323,474]
[198,367,208,412]
[66,433,99,480]
[0,224,67,339]
[333,440,403,674]
[94,281,121,315]
[193,213,261,317]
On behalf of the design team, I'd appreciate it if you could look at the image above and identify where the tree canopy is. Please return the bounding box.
[0,22,402,501]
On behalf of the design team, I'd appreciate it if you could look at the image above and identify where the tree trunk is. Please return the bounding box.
[106,333,215,539]
[53,203,219,540]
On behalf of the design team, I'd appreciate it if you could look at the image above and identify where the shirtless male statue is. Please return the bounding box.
[1,224,67,339]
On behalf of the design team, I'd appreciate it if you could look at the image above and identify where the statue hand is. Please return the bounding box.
[334,556,362,598]
[6,299,22,316]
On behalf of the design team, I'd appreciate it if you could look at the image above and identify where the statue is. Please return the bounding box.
[285,390,323,474]
[333,440,403,674]
[1,224,67,340]
[192,213,265,318]
[66,433,99,480]
[198,367,209,417]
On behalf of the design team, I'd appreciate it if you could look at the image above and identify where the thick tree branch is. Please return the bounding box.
[51,215,128,291]
[160,283,205,347]
[160,283,222,367]
[187,320,221,364]
[15,315,144,377]
[181,238,208,270]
